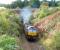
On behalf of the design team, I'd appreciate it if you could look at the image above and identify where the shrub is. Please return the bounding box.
[0,34,18,50]
[0,9,23,36]
[31,3,59,24]
[41,30,60,50]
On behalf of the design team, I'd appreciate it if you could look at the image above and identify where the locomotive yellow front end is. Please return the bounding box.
[25,26,39,41]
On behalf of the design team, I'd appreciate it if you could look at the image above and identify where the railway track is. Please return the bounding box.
[16,7,45,50]
[19,34,45,50]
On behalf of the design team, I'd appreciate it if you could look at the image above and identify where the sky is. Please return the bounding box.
[0,0,16,4]
[0,0,60,4]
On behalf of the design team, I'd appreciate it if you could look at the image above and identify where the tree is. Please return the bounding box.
[55,1,60,7]
[23,0,28,6]
[43,0,47,2]
[51,0,56,6]
[30,0,40,8]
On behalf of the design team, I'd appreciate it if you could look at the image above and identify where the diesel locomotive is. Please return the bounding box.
[24,25,39,40]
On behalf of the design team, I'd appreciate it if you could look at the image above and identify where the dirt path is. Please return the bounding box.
[15,8,45,50]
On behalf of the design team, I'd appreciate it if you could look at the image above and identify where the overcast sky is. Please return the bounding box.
[0,0,16,4]
[0,0,60,4]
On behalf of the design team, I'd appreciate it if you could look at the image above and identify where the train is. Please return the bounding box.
[24,24,39,40]
[20,7,39,41]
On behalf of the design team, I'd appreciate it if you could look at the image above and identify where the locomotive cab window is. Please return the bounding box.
[28,27,37,32]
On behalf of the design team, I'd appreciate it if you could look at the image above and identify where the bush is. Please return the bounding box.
[31,3,59,24]
[53,31,60,50]
[0,9,23,36]
[57,2,60,7]
[0,34,18,50]
[41,31,60,50]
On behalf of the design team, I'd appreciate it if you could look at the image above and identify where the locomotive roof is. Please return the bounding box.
[27,26,36,30]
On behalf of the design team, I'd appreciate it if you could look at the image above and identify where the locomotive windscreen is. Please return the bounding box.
[28,27,37,32]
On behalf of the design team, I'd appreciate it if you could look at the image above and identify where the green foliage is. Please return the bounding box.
[0,9,24,50]
[31,2,49,23]
[53,31,60,50]
[30,0,40,8]
[0,34,17,50]
[31,5,59,24]
[38,8,48,18]
[6,0,30,8]
[57,2,60,7]
[40,30,60,50]
[0,9,23,36]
